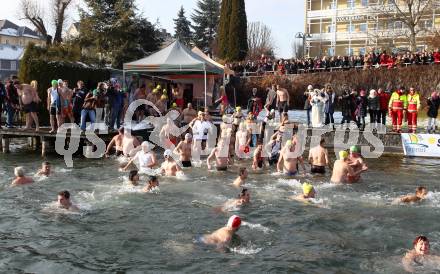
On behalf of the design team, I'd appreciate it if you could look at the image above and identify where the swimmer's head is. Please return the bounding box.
[14,166,25,177]
[161,94,168,100]
[42,161,51,172]
[239,167,248,178]
[302,182,316,198]
[163,89,167,94]
[57,190,71,208]
[57,79,63,85]
[236,106,241,112]
[239,188,250,203]
[350,145,360,155]
[307,85,313,90]
[285,140,293,149]
[152,89,158,94]
[156,85,161,90]
[118,127,124,134]
[163,149,172,159]
[128,170,139,184]
[51,80,58,87]
[339,150,349,160]
[171,102,177,108]
[416,186,428,198]
[413,235,430,255]
[185,133,192,140]
[141,141,150,152]
[148,175,159,187]
[227,215,242,231]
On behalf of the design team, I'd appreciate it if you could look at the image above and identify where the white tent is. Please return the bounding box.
[123,41,224,107]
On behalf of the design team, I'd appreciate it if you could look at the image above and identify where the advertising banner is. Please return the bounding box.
[401,133,440,157]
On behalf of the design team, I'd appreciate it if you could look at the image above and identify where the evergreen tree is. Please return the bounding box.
[79,0,162,68]
[228,0,248,61]
[217,0,232,59]
[191,0,220,53]
[174,6,193,46]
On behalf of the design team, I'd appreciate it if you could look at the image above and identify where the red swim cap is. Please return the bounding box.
[227,215,241,229]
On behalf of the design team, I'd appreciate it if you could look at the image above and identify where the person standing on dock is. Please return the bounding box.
[377,88,390,127]
[80,89,97,132]
[15,81,40,131]
[276,85,290,116]
[47,80,62,133]
[389,87,408,133]
[72,81,87,125]
[407,87,421,133]
[0,80,5,129]
[324,84,336,130]
[426,91,440,133]
[4,80,20,129]
[59,80,75,125]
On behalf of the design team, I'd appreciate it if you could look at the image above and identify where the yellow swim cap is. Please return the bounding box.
[339,150,348,159]
[236,106,241,111]
[161,95,168,100]
[286,140,292,147]
[172,102,177,108]
[152,89,158,94]
[156,85,161,90]
[303,182,314,195]
[163,89,167,94]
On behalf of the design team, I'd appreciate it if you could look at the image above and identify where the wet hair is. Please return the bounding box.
[413,235,429,247]
[149,176,158,182]
[320,138,325,145]
[43,161,50,166]
[128,170,138,181]
[58,190,70,199]
[416,186,427,194]
[239,167,247,176]
[239,188,248,198]
[14,166,25,177]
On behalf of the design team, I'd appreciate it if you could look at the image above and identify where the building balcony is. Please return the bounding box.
[309,31,369,41]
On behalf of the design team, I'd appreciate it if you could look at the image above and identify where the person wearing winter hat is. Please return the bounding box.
[426,91,440,133]
[201,215,242,246]
[160,149,182,176]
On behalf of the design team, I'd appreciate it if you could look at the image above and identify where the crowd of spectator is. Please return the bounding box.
[227,49,440,76]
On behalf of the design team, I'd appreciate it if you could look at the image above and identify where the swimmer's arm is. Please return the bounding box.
[324,149,330,168]
[402,252,415,272]
[173,142,182,155]
[277,153,284,173]
[122,155,137,171]
[299,156,306,173]
[286,90,290,106]
[147,153,157,168]
[105,138,116,156]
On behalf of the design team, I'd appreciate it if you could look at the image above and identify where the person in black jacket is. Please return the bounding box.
[72,80,87,125]
[427,91,440,133]
[0,80,5,128]
[339,85,353,129]
[356,90,368,131]
[4,80,20,128]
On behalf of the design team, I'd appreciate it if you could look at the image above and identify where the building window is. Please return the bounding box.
[1,60,11,70]
[361,0,369,6]
[359,48,366,55]
[5,40,9,44]
[328,48,335,56]
[424,20,433,29]
[347,0,355,8]
[394,21,403,29]
[359,23,367,32]
[330,0,337,9]
[10,61,16,71]
[347,24,355,32]
[346,48,354,55]
[328,25,336,33]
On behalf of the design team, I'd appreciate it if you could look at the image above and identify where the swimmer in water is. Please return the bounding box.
[233,167,248,188]
[11,167,34,186]
[36,161,51,176]
[221,188,251,211]
[105,127,125,157]
[174,133,193,168]
[57,190,79,211]
[201,215,242,247]
[402,235,440,272]
[143,176,159,192]
[160,149,182,176]
[398,186,428,203]
[122,141,157,171]
[128,170,140,186]
[308,138,330,174]
[347,145,368,183]
[277,140,306,176]
[207,138,230,171]
[331,151,366,184]
[291,182,316,202]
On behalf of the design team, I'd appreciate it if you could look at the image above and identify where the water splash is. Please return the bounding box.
[242,221,273,234]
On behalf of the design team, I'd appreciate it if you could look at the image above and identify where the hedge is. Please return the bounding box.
[234,65,440,109]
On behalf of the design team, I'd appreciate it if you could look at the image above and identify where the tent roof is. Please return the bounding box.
[191,47,234,75]
[123,40,223,74]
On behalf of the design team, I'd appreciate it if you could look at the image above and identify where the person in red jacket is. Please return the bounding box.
[377,88,391,126]
[433,48,440,64]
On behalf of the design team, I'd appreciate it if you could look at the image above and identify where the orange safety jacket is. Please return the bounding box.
[388,91,408,111]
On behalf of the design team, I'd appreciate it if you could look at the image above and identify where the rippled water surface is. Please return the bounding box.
[1,142,440,273]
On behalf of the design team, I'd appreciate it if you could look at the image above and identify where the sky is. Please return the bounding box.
[0,0,305,58]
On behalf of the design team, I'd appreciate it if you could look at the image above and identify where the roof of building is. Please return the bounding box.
[0,44,24,60]
[0,19,43,40]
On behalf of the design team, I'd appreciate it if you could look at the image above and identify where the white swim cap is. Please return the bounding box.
[58,79,63,84]
[141,141,150,148]
[227,215,242,229]
[308,85,313,90]
[164,149,172,157]
[185,133,192,139]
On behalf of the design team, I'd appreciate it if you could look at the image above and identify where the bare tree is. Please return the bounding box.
[291,39,304,58]
[19,0,51,46]
[247,21,275,59]
[52,0,73,44]
[370,0,434,51]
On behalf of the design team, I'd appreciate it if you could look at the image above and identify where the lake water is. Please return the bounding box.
[1,141,440,273]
